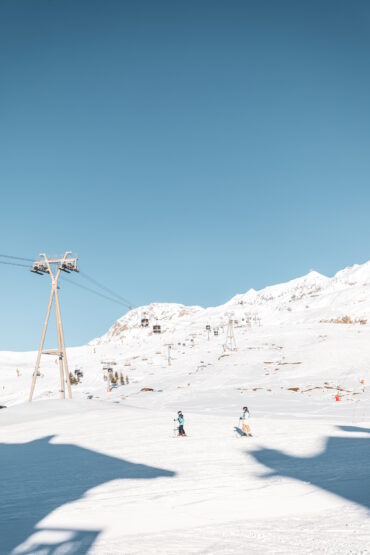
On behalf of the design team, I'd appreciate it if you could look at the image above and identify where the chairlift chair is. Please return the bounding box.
[153,324,161,334]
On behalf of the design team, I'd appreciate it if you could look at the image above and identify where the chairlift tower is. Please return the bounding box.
[29,252,78,402]
[225,317,237,351]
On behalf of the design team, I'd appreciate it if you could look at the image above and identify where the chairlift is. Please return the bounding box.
[60,265,71,273]
[205,325,211,331]
[153,324,161,334]
[214,328,219,336]
[141,318,149,327]
[31,263,49,274]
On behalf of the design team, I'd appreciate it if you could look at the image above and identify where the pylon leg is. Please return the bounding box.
[55,288,72,399]
[55,300,65,400]
[29,288,54,402]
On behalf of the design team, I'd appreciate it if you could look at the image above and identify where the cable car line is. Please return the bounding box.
[0,260,31,268]
[78,270,136,308]
[60,275,133,309]
[0,254,33,262]
[0,251,136,310]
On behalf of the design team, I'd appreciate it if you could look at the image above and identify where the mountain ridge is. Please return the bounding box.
[91,261,370,345]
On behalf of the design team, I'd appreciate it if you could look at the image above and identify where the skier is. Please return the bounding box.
[175,410,186,436]
[239,406,252,437]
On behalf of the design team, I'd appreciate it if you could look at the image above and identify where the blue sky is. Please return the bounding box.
[1,0,370,350]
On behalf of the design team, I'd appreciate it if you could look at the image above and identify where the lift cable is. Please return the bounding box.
[0,260,31,268]
[78,270,136,308]
[0,254,34,262]
[0,252,136,310]
[60,275,133,309]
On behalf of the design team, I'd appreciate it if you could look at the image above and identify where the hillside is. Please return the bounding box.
[0,262,369,554]
[1,262,370,415]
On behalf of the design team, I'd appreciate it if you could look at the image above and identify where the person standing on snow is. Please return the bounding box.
[175,411,186,436]
[239,406,252,437]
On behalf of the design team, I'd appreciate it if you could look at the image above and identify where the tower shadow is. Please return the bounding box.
[250,426,370,510]
[0,435,175,554]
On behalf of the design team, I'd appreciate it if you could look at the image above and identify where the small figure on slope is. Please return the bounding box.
[239,406,252,437]
[175,410,186,436]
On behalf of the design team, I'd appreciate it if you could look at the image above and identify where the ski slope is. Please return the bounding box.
[0,262,370,554]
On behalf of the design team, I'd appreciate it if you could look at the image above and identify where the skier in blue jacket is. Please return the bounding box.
[176,411,186,436]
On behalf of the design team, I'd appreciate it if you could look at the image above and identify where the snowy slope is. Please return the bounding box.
[0,262,370,554]
[2,262,370,412]
[0,400,369,554]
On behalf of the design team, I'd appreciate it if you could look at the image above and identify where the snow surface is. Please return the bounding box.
[1,263,370,554]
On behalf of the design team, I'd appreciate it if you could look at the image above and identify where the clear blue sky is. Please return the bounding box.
[1,0,370,350]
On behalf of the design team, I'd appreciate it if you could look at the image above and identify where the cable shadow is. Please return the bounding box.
[249,430,370,511]
[0,435,175,554]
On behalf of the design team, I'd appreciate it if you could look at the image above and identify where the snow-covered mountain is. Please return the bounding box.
[91,262,370,345]
[2,261,370,413]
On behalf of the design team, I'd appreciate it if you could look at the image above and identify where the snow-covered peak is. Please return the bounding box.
[333,261,370,286]
[225,270,330,311]
[90,261,370,345]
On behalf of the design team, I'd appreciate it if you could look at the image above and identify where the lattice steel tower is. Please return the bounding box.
[225,317,237,351]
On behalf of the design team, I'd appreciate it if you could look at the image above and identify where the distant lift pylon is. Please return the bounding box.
[29,252,79,402]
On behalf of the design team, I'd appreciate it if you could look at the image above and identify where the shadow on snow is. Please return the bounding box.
[250,425,370,511]
[0,435,175,554]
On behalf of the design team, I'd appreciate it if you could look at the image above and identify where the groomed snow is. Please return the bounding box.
[1,262,369,554]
